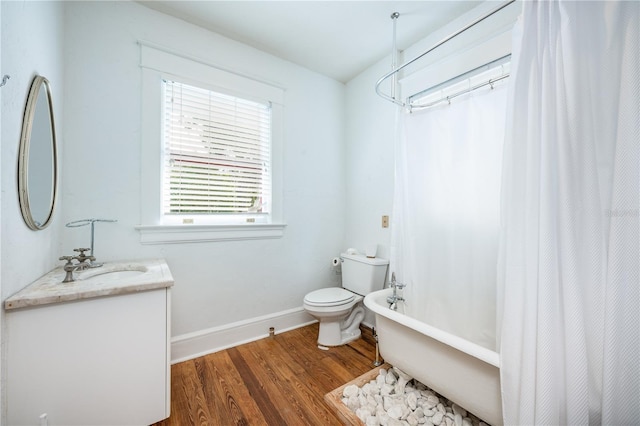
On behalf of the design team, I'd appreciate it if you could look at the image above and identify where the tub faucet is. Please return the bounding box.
[387,272,405,310]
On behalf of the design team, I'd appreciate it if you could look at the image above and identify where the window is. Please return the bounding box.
[138,44,285,244]
[162,80,272,220]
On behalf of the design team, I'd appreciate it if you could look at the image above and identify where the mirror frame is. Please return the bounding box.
[18,75,58,230]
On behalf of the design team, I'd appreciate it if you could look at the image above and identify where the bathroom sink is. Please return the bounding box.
[4,258,174,310]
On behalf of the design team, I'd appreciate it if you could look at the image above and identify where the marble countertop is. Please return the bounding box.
[4,258,174,310]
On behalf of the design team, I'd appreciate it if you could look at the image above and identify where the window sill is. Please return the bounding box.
[135,223,286,245]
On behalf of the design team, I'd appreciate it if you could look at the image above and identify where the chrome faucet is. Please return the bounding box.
[59,249,95,283]
[387,272,406,310]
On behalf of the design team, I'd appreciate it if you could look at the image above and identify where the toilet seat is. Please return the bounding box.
[304,288,355,307]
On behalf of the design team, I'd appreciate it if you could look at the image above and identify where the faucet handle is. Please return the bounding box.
[59,255,74,263]
[73,248,93,263]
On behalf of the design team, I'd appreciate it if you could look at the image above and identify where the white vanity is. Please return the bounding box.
[4,258,173,426]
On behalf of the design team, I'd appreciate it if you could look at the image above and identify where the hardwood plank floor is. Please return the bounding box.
[153,323,377,426]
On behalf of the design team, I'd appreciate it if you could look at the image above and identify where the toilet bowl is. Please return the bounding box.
[303,253,389,348]
[303,287,365,347]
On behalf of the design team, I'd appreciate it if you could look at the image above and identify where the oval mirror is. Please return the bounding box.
[18,75,58,230]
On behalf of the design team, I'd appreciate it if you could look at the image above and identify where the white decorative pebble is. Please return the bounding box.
[407,392,418,410]
[356,407,370,422]
[359,395,369,407]
[462,418,473,426]
[377,375,387,387]
[426,395,439,407]
[381,384,394,396]
[343,384,359,398]
[396,377,409,395]
[366,415,380,426]
[454,413,463,426]
[437,403,446,414]
[431,412,444,426]
[388,405,403,420]
[384,396,393,411]
[347,395,360,410]
[421,390,436,399]
[452,404,467,418]
[379,412,390,426]
[407,413,419,426]
[362,383,372,395]
[386,372,397,385]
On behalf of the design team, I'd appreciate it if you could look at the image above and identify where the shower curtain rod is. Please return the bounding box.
[410,73,509,111]
[409,54,511,111]
[375,0,516,109]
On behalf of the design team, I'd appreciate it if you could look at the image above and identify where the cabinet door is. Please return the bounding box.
[8,289,168,426]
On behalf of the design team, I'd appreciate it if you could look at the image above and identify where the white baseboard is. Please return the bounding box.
[171,306,316,364]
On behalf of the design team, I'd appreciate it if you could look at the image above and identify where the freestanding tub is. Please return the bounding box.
[364,288,502,426]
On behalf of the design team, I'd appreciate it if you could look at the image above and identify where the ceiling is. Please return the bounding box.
[137,1,483,83]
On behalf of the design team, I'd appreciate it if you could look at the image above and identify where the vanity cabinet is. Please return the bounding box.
[5,259,172,426]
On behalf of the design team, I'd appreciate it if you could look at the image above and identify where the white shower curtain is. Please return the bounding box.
[391,82,508,351]
[498,1,639,425]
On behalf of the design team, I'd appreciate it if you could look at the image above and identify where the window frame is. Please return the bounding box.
[138,43,285,244]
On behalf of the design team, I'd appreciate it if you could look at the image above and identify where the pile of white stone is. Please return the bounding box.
[341,367,490,426]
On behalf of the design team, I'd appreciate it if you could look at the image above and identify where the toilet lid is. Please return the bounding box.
[304,288,355,307]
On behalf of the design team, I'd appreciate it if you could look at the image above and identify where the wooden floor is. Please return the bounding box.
[153,323,378,426]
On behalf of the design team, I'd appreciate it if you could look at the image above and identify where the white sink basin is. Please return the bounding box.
[82,269,146,282]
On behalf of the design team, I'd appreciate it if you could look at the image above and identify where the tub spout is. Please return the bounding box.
[387,275,406,310]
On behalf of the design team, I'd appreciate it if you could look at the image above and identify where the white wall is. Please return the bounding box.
[1,1,65,421]
[61,2,346,344]
[344,58,396,262]
[0,1,65,302]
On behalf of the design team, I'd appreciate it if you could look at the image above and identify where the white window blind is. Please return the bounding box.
[162,80,272,216]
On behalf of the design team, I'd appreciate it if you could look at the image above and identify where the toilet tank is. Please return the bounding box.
[341,253,389,296]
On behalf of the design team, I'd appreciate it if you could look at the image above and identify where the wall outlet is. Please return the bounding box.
[382,215,389,228]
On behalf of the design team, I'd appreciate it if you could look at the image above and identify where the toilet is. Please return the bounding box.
[303,253,389,348]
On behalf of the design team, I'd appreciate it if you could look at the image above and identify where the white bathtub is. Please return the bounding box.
[364,288,502,426]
